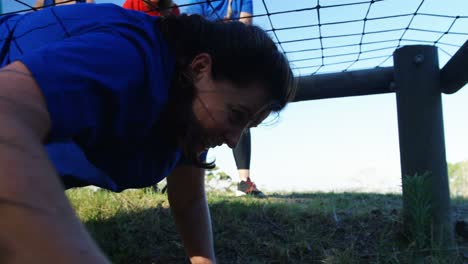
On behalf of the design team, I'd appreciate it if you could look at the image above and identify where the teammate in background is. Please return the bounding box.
[186,0,265,197]
[123,0,180,16]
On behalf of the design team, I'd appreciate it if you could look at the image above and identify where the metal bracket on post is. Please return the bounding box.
[393,45,454,247]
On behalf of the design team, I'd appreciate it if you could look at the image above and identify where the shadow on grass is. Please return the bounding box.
[78,191,468,264]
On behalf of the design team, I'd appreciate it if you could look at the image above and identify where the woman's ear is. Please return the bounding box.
[190,53,212,81]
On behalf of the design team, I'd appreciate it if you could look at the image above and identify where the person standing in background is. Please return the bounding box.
[186,0,265,198]
[123,0,180,16]
[186,0,252,24]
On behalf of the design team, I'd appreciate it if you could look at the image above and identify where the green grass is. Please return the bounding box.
[67,189,468,264]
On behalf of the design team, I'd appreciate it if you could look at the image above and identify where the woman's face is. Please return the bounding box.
[190,54,271,152]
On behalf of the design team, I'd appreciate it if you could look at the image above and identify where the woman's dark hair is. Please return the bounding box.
[143,0,173,11]
[157,14,296,168]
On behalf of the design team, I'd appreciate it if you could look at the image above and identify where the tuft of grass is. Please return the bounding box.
[401,172,464,262]
[67,189,468,264]
[401,172,433,251]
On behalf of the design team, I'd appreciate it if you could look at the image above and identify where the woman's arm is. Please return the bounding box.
[0,62,109,264]
[167,165,216,264]
[239,0,253,25]
[34,0,44,9]
[239,11,252,25]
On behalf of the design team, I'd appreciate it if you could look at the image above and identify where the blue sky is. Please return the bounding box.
[2,0,468,192]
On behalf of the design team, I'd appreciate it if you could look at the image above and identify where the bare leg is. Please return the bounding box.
[237,169,250,182]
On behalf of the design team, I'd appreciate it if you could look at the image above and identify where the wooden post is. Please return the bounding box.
[393,45,454,247]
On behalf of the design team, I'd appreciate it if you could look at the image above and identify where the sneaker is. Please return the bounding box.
[236,180,266,198]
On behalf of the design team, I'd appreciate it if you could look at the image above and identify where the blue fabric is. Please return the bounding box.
[0,4,182,191]
[185,0,252,22]
[44,0,86,6]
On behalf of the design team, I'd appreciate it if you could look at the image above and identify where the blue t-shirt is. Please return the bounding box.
[0,4,182,191]
[185,0,252,22]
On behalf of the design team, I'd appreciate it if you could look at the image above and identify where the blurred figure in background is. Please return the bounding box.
[123,0,180,16]
[186,0,265,198]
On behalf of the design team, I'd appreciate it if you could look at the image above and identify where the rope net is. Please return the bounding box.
[3,0,468,76]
